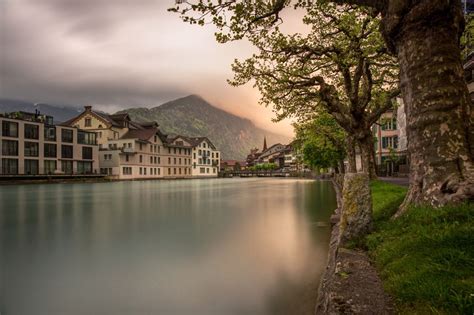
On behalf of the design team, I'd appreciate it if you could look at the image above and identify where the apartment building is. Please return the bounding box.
[172,136,220,177]
[0,111,99,176]
[63,106,193,179]
[372,100,408,175]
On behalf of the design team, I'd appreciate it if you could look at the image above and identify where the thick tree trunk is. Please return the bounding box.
[339,172,372,244]
[346,135,357,172]
[359,134,378,179]
[383,1,474,215]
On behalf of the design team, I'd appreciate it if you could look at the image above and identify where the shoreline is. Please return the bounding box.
[315,176,393,314]
[0,175,322,187]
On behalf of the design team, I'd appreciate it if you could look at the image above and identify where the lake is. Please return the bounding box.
[0,178,336,315]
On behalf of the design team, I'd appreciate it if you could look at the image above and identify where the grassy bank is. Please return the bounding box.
[367,181,474,314]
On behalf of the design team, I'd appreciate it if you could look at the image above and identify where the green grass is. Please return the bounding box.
[367,180,474,314]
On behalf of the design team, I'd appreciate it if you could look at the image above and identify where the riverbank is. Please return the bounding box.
[317,179,474,314]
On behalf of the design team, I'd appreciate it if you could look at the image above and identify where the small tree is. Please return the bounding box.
[295,113,346,173]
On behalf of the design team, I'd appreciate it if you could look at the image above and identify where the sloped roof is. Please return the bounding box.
[121,127,158,141]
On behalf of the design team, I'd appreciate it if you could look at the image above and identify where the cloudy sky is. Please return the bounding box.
[0,0,303,136]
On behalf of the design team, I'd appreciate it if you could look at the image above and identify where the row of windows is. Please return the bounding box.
[167,147,191,155]
[1,121,95,144]
[1,158,92,175]
[197,158,219,165]
[199,167,217,174]
[1,140,93,159]
[196,150,219,159]
[121,167,191,176]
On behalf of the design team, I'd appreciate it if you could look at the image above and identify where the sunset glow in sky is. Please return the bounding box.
[0,0,305,136]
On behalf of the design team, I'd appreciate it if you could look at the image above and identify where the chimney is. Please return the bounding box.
[84,105,92,112]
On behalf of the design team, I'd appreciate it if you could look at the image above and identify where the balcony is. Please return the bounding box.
[122,147,136,154]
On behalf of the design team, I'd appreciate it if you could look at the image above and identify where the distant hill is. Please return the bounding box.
[0,95,292,160]
[118,95,291,160]
[0,98,82,123]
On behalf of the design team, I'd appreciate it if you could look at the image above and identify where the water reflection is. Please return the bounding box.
[1,178,336,315]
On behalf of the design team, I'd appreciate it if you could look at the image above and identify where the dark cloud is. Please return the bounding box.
[0,0,294,135]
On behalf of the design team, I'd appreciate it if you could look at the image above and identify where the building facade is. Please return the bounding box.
[0,111,99,176]
[63,106,209,179]
[372,99,408,175]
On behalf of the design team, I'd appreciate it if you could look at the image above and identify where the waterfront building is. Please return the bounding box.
[63,106,197,179]
[220,160,246,172]
[0,111,99,176]
[177,136,220,177]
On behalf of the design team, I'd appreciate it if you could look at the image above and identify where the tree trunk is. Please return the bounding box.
[383,2,474,215]
[346,135,357,173]
[359,134,378,179]
[339,172,372,244]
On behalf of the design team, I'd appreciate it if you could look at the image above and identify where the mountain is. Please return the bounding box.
[0,98,82,123]
[117,95,291,160]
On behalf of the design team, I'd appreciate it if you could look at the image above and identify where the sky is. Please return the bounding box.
[0,0,305,137]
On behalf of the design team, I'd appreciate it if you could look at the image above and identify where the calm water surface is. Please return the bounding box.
[0,178,336,315]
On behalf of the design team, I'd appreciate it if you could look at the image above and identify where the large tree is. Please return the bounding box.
[171,0,474,211]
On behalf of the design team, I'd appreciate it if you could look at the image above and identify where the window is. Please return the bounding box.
[158,168,161,175]
[179,168,182,175]
[44,143,57,158]
[24,142,39,157]
[2,121,18,137]
[199,158,202,164]
[24,159,39,175]
[85,117,92,127]
[199,149,202,155]
[381,118,397,131]
[61,145,73,159]
[174,158,177,164]
[213,168,216,173]
[150,156,153,164]
[139,155,143,163]
[61,129,73,143]
[179,148,182,154]
[203,143,206,148]
[2,140,18,156]
[144,168,147,175]
[77,161,93,174]
[206,168,209,173]
[139,167,143,175]
[200,167,205,174]
[78,131,96,145]
[168,157,171,164]
[122,167,132,175]
[44,160,57,174]
[158,157,161,164]
[168,168,171,175]
[61,160,73,174]
[125,155,129,162]
[173,148,177,154]
[193,153,196,159]
[216,153,219,158]
[174,168,176,174]
[1,158,18,174]
[82,147,93,160]
[44,127,56,141]
[381,136,399,149]
[24,124,39,139]
[212,152,214,158]
[179,158,182,165]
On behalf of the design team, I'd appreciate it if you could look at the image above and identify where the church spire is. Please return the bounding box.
[263,136,267,151]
